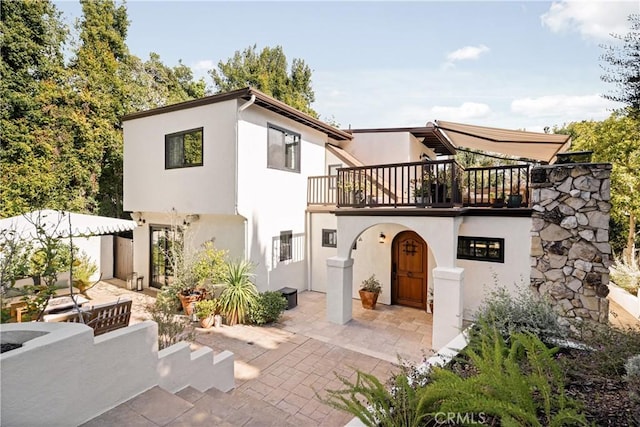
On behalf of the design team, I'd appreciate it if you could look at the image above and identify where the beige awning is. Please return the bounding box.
[434,120,571,163]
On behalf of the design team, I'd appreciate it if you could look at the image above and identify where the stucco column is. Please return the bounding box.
[326,257,354,324]
[432,266,464,350]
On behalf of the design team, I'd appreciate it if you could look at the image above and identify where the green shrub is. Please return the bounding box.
[218,260,258,325]
[249,291,287,325]
[324,322,587,426]
[194,298,219,319]
[473,284,564,344]
[72,252,98,295]
[147,293,194,350]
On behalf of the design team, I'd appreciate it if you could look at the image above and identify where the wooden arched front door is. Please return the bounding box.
[392,231,428,310]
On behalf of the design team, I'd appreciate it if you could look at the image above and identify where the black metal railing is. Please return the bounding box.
[462,164,530,207]
[308,161,532,209]
[333,160,463,208]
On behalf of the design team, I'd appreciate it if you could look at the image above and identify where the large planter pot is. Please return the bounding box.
[507,194,523,208]
[178,290,206,316]
[359,290,379,310]
[199,315,215,329]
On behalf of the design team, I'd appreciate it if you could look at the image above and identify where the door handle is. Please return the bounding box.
[407,271,413,278]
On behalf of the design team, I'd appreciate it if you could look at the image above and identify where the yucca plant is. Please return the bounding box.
[218,260,258,325]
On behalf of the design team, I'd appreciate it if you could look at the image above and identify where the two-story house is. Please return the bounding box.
[123,87,576,349]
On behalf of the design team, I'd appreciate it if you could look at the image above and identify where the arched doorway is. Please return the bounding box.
[392,230,428,310]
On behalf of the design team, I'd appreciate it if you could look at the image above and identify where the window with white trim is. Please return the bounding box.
[322,229,337,248]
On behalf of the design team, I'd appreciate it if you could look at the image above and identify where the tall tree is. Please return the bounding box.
[600,14,640,118]
[127,53,207,112]
[563,114,640,261]
[0,0,76,216]
[70,0,130,217]
[210,45,317,117]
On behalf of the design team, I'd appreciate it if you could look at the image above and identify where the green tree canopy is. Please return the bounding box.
[210,44,317,117]
[0,0,78,216]
[562,114,640,258]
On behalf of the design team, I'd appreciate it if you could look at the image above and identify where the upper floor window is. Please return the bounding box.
[165,128,203,169]
[268,124,300,173]
[457,236,504,263]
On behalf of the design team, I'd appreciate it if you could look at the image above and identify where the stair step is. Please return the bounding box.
[84,386,301,426]
[175,386,206,404]
[81,386,193,427]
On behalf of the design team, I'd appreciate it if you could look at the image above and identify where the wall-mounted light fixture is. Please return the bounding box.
[131,212,145,226]
[379,232,386,244]
[183,214,200,227]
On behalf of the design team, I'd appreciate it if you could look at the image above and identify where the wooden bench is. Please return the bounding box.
[44,299,132,336]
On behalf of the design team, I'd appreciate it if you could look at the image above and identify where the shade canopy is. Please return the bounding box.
[434,120,572,163]
[0,210,137,240]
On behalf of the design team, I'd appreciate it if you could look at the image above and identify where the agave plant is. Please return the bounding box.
[218,260,258,325]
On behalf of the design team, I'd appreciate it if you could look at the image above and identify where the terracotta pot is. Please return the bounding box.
[359,289,379,310]
[199,315,215,329]
[178,290,205,316]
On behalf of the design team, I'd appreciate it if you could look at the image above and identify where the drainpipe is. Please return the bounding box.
[236,94,255,259]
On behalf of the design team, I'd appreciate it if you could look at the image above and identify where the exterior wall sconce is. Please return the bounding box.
[131,212,145,226]
[379,232,386,243]
[183,214,200,227]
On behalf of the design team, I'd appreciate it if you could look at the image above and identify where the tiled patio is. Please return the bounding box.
[84,281,433,426]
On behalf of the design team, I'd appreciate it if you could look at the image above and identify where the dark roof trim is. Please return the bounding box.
[122,87,352,141]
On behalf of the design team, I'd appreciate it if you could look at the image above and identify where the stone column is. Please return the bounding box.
[432,267,464,350]
[326,257,354,324]
[530,163,612,323]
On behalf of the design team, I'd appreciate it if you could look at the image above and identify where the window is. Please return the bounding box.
[268,124,300,172]
[280,230,293,261]
[457,236,504,263]
[322,229,337,248]
[165,128,203,169]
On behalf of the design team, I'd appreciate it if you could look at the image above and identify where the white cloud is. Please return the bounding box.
[446,45,490,62]
[541,1,637,41]
[511,94,619,121]
[192,59,215,72]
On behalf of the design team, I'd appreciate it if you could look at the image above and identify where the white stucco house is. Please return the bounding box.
[122,87,574,349]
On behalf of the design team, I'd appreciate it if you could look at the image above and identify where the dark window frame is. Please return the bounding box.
[267,123,301,173]
[457,236,504,263]
[322,229,337,248]
[165,127,203,169]
[280,230,293,262]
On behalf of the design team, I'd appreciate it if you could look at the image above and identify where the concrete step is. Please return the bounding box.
[81,386,194,426]
[83,385,302,427]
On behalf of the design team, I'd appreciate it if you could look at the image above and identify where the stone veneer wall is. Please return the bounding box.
[530,163,612,323]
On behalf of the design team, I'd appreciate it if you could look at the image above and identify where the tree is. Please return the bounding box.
[0,0,76,216]
[563,114,640,261]
[210,44,318,117]
[69,0,131,218]
[601,14,640,118]
[127,53,207,112]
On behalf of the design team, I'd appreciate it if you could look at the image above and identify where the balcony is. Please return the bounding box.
[308,160,530,209]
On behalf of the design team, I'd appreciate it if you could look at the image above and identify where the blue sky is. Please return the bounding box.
[54,1,638,131]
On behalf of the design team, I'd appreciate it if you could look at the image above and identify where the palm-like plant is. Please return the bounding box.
[218,260,258,325]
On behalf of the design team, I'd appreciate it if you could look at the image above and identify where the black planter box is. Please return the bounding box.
[278,287,298,310]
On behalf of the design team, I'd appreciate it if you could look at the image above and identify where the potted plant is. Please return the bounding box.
[218,260,258,325]
[194,298,220,329]
[359,274,382,310]
[492,192,506,208]
[507,192,523,208]
[412,179,430,206]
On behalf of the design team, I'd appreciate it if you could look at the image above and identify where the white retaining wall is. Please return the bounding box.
[0,322,234,427]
